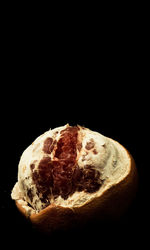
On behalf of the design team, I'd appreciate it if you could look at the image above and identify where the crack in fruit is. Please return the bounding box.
[31,126,102,205]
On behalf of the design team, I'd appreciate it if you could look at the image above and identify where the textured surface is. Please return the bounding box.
[15,140,138,234]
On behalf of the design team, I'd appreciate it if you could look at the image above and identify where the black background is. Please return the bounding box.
[2,75,148,248]
[1,7,149,249]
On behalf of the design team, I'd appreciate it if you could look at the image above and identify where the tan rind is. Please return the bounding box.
[15,143,138,234]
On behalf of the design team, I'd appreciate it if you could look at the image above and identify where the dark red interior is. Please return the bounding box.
[30,126,102,205]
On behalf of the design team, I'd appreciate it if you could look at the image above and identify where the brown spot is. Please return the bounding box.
[85,138,95,150]
[93,149,98,154]
[30,163,35,170]
[43,137,54,154]
[82,151,88,161]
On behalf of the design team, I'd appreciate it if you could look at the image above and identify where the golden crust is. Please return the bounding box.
[15,144,138,234]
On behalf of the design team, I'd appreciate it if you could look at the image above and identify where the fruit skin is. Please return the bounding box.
[15,144,138,234]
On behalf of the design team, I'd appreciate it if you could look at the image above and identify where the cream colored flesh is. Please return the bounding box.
[11,125,130,214]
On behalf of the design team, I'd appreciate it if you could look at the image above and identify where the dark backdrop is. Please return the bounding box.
[1,12,148,249]
[1,77,147,248]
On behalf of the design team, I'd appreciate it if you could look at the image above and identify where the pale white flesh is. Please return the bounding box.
[11,124,130,215]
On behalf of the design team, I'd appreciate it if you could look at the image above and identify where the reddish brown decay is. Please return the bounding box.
[43,138,56,154]
[30,126,102,205]
[85,138,95,150]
